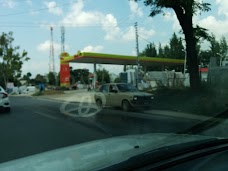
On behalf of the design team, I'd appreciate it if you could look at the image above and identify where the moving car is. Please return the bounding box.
[94,83,154,111]
[0,86,11,112]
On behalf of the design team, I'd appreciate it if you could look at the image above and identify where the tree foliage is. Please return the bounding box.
[48,72,56,85]
[140,42,157,57]
[96,69,110,84]
[34,74,47,85]
[139,32,185,71]
[0,32,29,88]
[22,72,32,85]
[199,34,228,67]
[169,33,185,59]
[70,68,89,84]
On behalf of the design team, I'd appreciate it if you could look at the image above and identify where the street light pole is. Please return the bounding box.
[135,22,140,88]
[184,50,187,78]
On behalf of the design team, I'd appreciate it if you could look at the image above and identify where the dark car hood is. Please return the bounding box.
[0,133,220,171]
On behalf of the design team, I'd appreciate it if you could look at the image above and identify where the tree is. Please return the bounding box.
[198,50,211,68]
[114,77,121,83]
[135,0,211,90]
[48,72,56,85]
[219,36,228,64]
[140,43,157,57]
[22,72,32,85]
[158,43,164,58]
[209,34,220,58]
[163,45,171,58]
[169,33,185,59]
[34,74,47,85]
[96,69,110,84]
[0,32,29,88]
[207,34,228,66]
[70,69,89,84]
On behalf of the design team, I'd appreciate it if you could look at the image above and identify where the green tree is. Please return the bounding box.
[71,69,89,84]
[0,32,29,88]
[209,34,220,58]
[48,72,56,85]
[169,33,185,59]
[114,77,121,83]
[158,43,164,58]
[219,36,228,64]
[96,69,110,84]
[198,50,211,68]
[34,74,47,85]
[163,45,171,58]
[22,72,32,85]
[140,43,157,57]
[207,34,228,66]
[135,0,211,90]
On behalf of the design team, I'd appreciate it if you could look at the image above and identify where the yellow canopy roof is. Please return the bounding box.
[60,51,184,66]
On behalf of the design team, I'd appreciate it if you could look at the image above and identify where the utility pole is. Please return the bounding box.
[135,22,140,87]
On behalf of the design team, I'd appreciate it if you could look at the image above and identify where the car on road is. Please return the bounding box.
[94,83,154,111]
[0,86,11,112]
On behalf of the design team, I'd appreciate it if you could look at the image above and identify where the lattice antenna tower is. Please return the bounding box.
[61,26,65,53]
[49,26,55,73]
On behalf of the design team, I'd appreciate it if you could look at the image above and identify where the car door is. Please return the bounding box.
[96,85,109,106]
[107,84,119,107]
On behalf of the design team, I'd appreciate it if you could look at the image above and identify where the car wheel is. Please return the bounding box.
[5,107,11,113]
[96,99,103,108]
[122,100,130,112]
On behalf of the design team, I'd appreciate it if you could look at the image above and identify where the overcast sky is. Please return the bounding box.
[0,0,226,77]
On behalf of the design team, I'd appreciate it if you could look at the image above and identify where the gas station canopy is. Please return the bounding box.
[60,51,185,87]
[61,51,185,66]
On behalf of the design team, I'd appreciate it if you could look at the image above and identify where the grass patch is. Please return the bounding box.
[32,91,43,96]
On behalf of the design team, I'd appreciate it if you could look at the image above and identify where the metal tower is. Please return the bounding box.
[61,26,65,53]
[49,26,55,73]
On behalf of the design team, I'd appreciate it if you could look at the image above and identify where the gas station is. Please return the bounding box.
[60,51,185,87]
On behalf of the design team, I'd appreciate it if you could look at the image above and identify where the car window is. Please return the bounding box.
[117,84,139,92]
[99,85,109,93]
[109,85,117,93]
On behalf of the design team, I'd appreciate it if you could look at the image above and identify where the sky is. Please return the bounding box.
[0,0,227,78]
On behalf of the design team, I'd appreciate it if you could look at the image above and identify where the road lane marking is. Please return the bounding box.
[34,112,58,120]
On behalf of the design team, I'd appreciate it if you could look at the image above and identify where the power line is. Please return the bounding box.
[0,23,133,28]
[0,1,76,17]
[138,34,152,44]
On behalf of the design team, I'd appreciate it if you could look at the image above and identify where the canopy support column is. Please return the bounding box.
[93,63,97,89]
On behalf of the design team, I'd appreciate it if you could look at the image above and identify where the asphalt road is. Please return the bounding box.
[0,96,199,163]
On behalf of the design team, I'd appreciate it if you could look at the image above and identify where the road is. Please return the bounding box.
[0,96,200,163]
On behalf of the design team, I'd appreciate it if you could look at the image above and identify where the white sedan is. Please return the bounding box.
[0,86,11,112]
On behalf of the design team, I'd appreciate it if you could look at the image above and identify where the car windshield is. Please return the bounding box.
[117,84,139,92]
[1,0,228,170]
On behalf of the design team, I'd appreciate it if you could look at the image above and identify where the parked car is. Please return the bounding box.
[94,83,154,111]
[0,86,11,112]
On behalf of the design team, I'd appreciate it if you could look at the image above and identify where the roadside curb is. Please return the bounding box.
[143,110,210,121]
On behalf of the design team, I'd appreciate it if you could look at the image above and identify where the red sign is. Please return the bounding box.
[199,68,208,72]
[60,63,70,86]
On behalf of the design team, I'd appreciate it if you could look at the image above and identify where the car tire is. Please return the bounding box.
[96,99,103,108]
[122,100,130,112]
